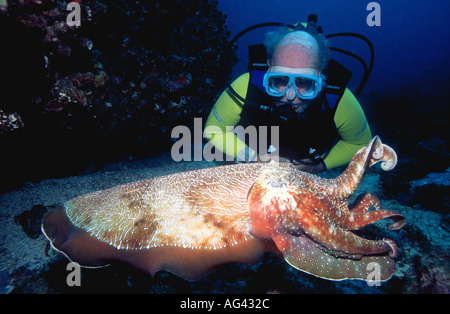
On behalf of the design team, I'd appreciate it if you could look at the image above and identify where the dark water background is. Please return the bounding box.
[218,0,450,98]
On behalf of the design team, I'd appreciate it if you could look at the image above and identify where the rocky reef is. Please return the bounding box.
[0,0,236,190]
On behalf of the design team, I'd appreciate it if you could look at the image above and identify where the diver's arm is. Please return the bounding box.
[204,73,251,160]
[323,88,372,169]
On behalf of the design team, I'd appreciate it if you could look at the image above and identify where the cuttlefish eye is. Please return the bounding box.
[266,180,287,189]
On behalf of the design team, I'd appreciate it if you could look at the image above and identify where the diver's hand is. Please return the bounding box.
[255,155,325,173]
[291,158,326,173]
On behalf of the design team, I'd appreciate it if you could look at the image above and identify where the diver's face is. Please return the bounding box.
[269,43,320,113]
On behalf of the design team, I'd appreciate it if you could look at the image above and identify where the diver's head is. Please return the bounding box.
[264,30,328,113]
[271,31,320,69]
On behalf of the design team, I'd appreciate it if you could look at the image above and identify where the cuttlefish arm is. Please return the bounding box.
[247,137,405,281]
[42,163,271,280]
[304,136,398,200]
[337,135,397,191]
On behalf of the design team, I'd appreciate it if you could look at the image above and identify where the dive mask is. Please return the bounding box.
[263,70,323,100]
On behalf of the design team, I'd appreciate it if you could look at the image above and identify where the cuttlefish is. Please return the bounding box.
[42,136,405,281]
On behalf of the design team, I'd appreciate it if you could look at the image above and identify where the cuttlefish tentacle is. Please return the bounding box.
[289,195,395,256]
[333,193,406,230]
[382,238,399,258]
[349,193,382,213]
[338,210,406,232]
[295,191,406,232]
[322,136,397,200]
[247,137,403,264]
[248,182,395,259]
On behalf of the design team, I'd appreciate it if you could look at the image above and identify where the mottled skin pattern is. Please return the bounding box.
[42,136,405,281]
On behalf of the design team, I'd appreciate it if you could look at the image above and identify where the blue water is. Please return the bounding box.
[218,0,450,98]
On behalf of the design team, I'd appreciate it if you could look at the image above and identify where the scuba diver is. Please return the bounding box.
[204,15,373,173]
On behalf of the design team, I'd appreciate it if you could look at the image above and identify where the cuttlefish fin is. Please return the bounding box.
[42,206,268,281]
[271,233,395,281]
[41,206,115,268]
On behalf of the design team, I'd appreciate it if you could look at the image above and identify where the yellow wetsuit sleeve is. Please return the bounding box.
[323,88,372,169]
[204,74,371,169]
[204,73,250,159]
